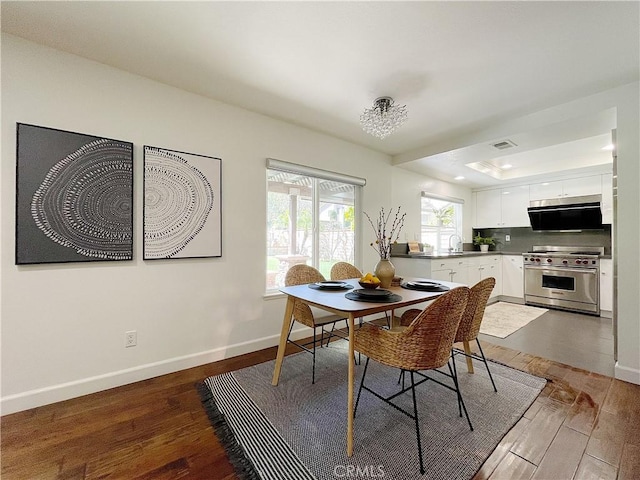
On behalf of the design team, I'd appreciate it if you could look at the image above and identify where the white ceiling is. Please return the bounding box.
[2,1,638,188]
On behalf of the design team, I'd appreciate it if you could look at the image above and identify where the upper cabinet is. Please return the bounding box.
[529,175,602,201]
[473,185,530,228]
[474,173,613,228]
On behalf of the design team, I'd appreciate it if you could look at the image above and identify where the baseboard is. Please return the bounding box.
[496,295,525,305]
[614,362,640,385]
[1,326,315,415]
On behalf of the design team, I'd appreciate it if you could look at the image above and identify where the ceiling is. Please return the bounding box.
[2,1,638,188]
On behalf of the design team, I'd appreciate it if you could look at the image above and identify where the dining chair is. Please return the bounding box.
[353,287,472,475]
[399,277,498,392]
[326,262,364,347]
[330,261,362,281]
[452,277,497,391]
[284,264,344,384]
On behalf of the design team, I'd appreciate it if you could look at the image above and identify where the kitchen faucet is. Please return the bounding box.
[448,234,463,253]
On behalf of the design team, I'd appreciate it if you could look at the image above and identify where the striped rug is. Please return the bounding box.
[198,342,546,480]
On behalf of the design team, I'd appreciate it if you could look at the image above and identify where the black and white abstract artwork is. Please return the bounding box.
[16,123,134,265]
[143,146,222,259]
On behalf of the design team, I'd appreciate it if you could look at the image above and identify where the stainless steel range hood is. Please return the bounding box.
[528,194,603,231]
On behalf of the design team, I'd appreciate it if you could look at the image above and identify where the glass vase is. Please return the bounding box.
[374,258,395,288]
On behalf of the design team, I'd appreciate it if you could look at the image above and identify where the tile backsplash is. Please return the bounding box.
[474,225,612,255]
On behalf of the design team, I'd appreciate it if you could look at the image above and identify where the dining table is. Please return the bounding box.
[271,277,464,457]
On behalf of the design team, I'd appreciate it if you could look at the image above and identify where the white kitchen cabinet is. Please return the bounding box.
[430,257,469,284]
[562,175,603,197]
[391,257,429,279]
[529,175,602,201]
[501,255,524,299]
[601,173,613,224]
[473,185,530,228]
[500,185,531,226]
[467,255,502,298]
[600,258,613,314]
[529,180,563,200]
[474,190,502,228]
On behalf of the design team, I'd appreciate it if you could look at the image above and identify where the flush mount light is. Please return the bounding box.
[602,144,615,151]
[360,97,408,139]
[454,175,465,180]
[501,164,513,169]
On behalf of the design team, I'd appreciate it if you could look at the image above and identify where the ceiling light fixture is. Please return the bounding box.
[602,144,615,151]
[360,97,408,139]
[501,164,513,169]
[454,175,465,180]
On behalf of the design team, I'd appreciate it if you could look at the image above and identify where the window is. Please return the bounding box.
[420,193,464,254]
[266,159,364,292]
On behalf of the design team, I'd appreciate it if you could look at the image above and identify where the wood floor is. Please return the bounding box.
[2,339,639,480]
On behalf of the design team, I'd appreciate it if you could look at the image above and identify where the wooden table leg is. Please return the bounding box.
[347,312,355,457]
[272,296,295,386]
[463,340,474,373]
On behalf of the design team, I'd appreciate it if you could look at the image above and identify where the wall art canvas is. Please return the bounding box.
[143,146,222,259]
[16,123,134,265]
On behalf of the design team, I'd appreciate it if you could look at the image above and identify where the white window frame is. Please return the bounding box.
[266,159,365,293]
[420,192,464,254]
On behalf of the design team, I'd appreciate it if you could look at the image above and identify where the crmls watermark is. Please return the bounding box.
[333,464,385,478]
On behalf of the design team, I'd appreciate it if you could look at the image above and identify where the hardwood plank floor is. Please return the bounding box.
[2,339,639,480]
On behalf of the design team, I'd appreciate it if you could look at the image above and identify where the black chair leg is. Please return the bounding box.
[410,371,425,475]
[312,327,317,384]
[397,369,406,389]
[354,357,370,416]
[448,360,473,431]
[476,339,497,392]
[450,351,462,417]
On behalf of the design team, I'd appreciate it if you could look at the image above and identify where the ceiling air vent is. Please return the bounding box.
[491,139,517,150]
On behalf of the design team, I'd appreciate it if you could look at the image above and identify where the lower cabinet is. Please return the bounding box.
[468,255,502,298]
[430,258,469,284]
[600,258,613,314]
[501,255,524,299]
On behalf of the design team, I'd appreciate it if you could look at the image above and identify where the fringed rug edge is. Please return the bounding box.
[196,380,261,480]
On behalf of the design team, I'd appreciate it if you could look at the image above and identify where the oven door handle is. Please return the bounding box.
[524,266,598,275]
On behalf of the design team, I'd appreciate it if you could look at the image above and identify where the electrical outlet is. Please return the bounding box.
[125,330,137,348]
[505,234,511,242]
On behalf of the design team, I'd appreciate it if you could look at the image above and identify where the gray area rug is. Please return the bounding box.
[480,302,549,338]
[198,342,546,480]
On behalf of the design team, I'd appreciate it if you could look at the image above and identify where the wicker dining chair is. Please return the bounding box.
[325,262,364,347]
[452,277,497,391]
[353,287,472,475]
[399,277,498,392]
[284,264,344,384]
[330,261,362,281]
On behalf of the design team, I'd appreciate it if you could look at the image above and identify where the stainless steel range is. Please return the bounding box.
[523,246,604,315]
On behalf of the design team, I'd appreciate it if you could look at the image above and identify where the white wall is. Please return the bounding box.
[391,167,474,243]
[0,35,396,413]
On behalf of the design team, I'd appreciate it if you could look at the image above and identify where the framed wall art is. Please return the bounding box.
[15,123,134,265]
[143,146,222,259]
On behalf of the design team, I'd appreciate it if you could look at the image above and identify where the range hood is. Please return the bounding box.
[528,194,603,231]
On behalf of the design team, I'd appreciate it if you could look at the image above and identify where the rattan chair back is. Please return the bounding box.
[285,264,325,329]
[454,277,496,343]
[330,262,362,281]
[354,287,470,371]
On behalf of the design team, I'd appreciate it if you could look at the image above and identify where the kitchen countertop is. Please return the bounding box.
[392,251,511,259]
[392,251,612,259]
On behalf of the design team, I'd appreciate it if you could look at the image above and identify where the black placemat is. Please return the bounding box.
[308,282,354,291]
[400,282,450,292]
[345,291,402,303]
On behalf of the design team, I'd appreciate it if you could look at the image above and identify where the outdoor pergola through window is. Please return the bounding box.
[420,193,464,254]
[266,159,364,292]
